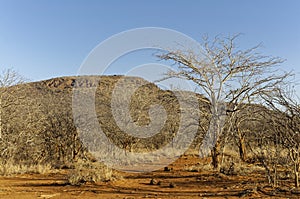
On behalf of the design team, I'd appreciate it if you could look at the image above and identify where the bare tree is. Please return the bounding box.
[158,34,289,169]
[262,87,300,188]
[0,69,41,165]
[245,106,288,187]
[0,68,26,138]
[0,74,89,167]
[230,104,259,162]
[0,68,25,87]
[31,85,88,167]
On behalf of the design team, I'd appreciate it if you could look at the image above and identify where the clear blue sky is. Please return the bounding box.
[0,0,299,83]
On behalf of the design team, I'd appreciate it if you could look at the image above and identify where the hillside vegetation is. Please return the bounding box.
[0,75,209,168]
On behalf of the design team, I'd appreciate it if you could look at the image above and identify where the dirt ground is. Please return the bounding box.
[0,155,299,199]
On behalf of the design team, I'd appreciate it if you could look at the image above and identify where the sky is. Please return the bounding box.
[0,0,299,86]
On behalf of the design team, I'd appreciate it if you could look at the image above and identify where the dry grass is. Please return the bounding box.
[0,161,52,176]
[185,163,213,172]
[184,146,266,176]
[67,160,114,185]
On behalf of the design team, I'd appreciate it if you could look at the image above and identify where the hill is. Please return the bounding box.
[0,75,209,168]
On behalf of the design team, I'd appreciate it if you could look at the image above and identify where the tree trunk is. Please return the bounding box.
[211,141,221,169]
[295,171,299,188]
[238,133,247,162]
[295,161,299,188]
[292,155,299,188]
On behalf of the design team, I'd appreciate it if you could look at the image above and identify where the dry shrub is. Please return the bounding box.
[185,163,213,172]
[0,161,52,176]
[67,160,114,185]
[221,160,264,176]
